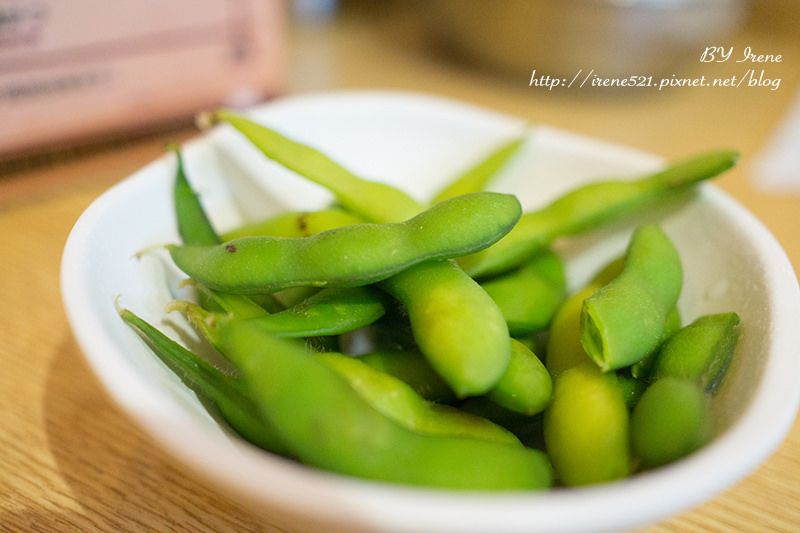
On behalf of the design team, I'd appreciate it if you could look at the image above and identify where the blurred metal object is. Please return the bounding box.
[424,0,748,79]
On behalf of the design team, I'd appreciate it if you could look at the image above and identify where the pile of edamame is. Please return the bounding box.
[120,113,742,490]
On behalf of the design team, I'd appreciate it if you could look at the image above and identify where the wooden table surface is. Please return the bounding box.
[2,2,800,531]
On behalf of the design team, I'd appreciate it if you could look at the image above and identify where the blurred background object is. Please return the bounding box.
[0,0,285,161]
[421,0,749,79]
[2,1,800,532]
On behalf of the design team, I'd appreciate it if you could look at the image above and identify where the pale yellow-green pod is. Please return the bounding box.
[545,285,598,378]
[543,364,631,486]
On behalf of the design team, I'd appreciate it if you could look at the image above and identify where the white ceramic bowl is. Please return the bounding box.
[61,90,800,533]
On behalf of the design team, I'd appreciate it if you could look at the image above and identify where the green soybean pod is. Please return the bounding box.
[459,149,738,279]
[221,318,553,490]
[650,312,741,392]
[317,351,521,445]
[210,110,424,224]
[169,143,222,247]
[358,349,457,404]
[630,377,711,469]
[543,364,631,486]
[544,255,626,377]
[580,224,683,372]
[360,340,552,416]
[480,248,567,336]
[168,143,287,321]
[431,133,527,203]
[222,208,365,240]
[189,281,276,317]
[169,286,388,347]
[167,191,521,294]
[486,338,552,416]
[615,373,648,409]
[458,397,546,450]
[379,259,511,398]
[118,307,291,457]
[629,306,682,379]
[544,285,598,378]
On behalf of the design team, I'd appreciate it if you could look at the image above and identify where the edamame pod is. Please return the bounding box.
[118,307,291,456]
[581,224,683,371]
[650,312,741,392]
[543,364,631,486]
[544,285,598,378]
[358,349,457,404]
[221,318,553,490]
[190,281,276,317]
[379,259,511,398]
[458,397,546,450]
[630,377,711,469]
[431,133,527,203]
[544,255,625,377]
[211,110,424,223]
[486,338,552,416]
[169,286,387,344]
[169,144,283,320]
[481,249,567,336]
[361,339,553,416]
[459,149,738,278]
[167,191,522,294]
[170,144,222,247]
[222,208,365,240]
[317,351,521,445]
[629,306,682,379]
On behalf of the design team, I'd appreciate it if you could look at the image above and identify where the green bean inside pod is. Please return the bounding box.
[166,191,521,294]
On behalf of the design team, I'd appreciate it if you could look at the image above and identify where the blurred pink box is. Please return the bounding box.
[0,0,286,160]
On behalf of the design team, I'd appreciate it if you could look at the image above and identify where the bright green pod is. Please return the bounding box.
[169,143,222,247]
[169,286,388,347]
[481,249,567,336]
[630,377,711,469]
[317,352,520,445]
[458,397,546,450]
[118,307,291,457]
[222,208,365,240]
[580,224,683,372]
[357,349,457,404]
[361,339,552,416]
[615,372,648,409]
[167,191,521,294]
[258,286,387,337]
[629,306,682,379]
[379,259,511,398]
[431,133,527,203]
[222,208,367,310]
[189,281,275,318]
[459,149,738,279]
[544,255,625,377]
[220,318,553,490]
[486,338,552,416]
[212,110,424,224]
[650,312,741,392]
[168,144,288,324]
[543,364,631,486]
